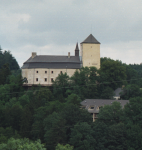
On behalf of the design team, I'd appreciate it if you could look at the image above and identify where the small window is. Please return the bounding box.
[36,78,38,81]
[60,71,62,74]
[99,106,102,109]
[36,71,38,73]
[51,78,54,82]
[45,78,47,82]
[51,71,53,74]
[45,71,47,74]
[91,107,94,109]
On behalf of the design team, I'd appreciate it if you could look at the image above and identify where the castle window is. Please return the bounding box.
[45,78,47,82]
[60,71,62,74]
[36,78,38,81]
[36,71,38,73]
[51,78,54,82]
[51,71,53,74]
[45,71,47,74]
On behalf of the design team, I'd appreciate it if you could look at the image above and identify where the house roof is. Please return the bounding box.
[114,88,123,96]
[22,55,81,69]
[81,34,100,44]
[81,99,129,113]
[22,62,81,69]
[24,55,80,63]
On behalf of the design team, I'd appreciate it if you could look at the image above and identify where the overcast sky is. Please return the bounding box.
[0,0,142,66]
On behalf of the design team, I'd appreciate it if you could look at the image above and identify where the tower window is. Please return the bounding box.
[51,78,54,82]
[36,71,38,73]
[45,71,47,74]
[60,71,62,74]
[45,78,47,82]
[51,71,53,74]
[36,78,38,81]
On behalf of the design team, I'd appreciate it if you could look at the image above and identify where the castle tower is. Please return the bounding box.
[80,34,100,69]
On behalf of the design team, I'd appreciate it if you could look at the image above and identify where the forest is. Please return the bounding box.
[0,49,142,149]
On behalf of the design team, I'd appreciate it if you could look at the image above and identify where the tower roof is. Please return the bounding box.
[75,43,79,51]
[81,34,100,44]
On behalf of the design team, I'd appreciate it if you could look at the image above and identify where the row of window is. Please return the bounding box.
[36,71,62,74]
[36,78,54,82]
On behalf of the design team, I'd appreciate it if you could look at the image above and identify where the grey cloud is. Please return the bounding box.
[0,0,142,65]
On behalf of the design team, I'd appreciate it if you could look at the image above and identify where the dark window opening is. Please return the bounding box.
[36,78,38,81]
[91,107,94,109]
[45,78,47,82]
[51,71,53,74]
[45,71,47,74]
[51,78,54,82]
[60,71,62,74]
[36,71,38,73]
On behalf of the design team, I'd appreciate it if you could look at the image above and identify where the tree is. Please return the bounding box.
[56,143,73,150]
[124,97,142,126]
[97,101,124,126]
[70,67,98,99]
[70,122,96,150]
[0,50,19,70]
[65,94,81,106]
[0,127,20,144]
[44,112,66,150]
[53,72,70,101]
[120,84,141,100]
[99,58,126,90]
[0,138,46,150]
[100,86,114,99]
[106,123,127,150]
[0,63,11,85]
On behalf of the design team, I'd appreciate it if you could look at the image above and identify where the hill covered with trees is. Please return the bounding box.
[0,52,142,149]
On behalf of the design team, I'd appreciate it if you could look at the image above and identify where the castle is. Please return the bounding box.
[22,34,100,86]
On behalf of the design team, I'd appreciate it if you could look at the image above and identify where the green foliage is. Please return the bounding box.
[0,64,11,85]
[101,86,114,99]
[100,58,126,90]
[124,97,142,126]
[97,101,124,125]
[0,127,20,144]
[56,143,74,150]
[107,123,127,150]
[44,112,66,150]
[0,138,46,150]
[53,72,70,102]
[120,84,142,99]
[0,50,19,70]
[70,122,95,150]
[70,67,98,99]
[1,53,142,150]
[65,94,81,106]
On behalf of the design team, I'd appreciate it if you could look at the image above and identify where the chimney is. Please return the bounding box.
[32,52,37,58]
[68,52,70,58]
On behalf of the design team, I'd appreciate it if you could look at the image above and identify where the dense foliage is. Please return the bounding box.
[0,50,19,70]
[0,52,142,149]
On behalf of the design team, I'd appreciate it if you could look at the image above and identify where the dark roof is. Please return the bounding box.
[81,34,100,44]
[25,55,80,63]
[114,88,123,96]
[22,55,81,69]
[81,99,129,113]
[75,43,79,51]
[22,62,81,69]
